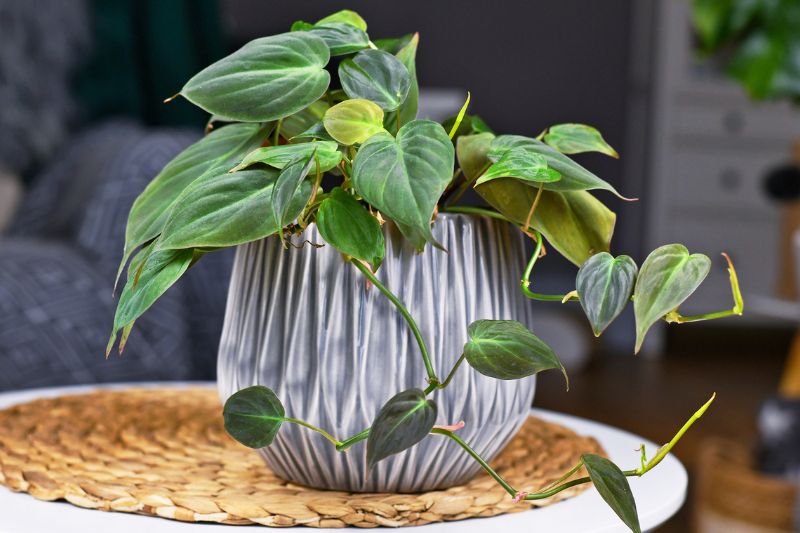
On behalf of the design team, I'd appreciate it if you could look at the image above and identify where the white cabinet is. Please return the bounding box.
[641,0,800,325]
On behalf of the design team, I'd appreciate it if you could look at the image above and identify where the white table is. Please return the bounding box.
[0,383,686,533]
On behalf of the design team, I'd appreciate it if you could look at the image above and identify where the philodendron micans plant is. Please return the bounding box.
[108,10,743,532]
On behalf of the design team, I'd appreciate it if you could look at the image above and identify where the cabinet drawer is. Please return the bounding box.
[674,103,800,142]
[667,150,788,212]
[660,214,779,317]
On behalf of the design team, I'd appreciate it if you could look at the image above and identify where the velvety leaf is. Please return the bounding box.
[456,132,495,181]
[339,49,411,111]
[471,115,493,134]
[633,244,711,353]
[576,252,638,336]
[291,121,335,142]
[120,123,269,283]
[181,32,331,122]
[582,454,641,533]
[463,320,566,383]
[373,34,415,54]
[476,178,615,266]
[476,148,561,186]
[231,141,341,173]
[303,23,370,56]
[272,153,317,228]
[316,9,368,31]
[108,245,194,352]
[280,100,329,139]
[323,99,386,145]
[223,386,285,449]
[489,135,627,198]
[366,388,437,469]
[351,120,454,251]
[544,123,619,158]
[156,168,310,249]
[384,33,420,127]
[316,187,384,269]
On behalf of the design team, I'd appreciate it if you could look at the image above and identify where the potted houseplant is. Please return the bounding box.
[108,9,743,532]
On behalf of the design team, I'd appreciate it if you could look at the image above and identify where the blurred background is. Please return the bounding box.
[1,0,800,530]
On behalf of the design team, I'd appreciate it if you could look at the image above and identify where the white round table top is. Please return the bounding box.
[0,383,686,533]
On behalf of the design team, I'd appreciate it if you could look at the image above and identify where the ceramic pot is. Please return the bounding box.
[217,214,535,492]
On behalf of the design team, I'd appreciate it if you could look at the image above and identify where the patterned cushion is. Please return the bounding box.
[0,240,192,391]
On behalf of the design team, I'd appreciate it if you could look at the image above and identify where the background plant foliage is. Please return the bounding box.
[109,9,744,532]
[692,0,800,102]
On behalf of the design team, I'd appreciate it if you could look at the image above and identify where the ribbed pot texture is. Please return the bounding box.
[217,214,536,492]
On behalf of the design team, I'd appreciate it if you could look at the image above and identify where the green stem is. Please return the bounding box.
[431,428,517,496]
[424,353,466,394]
[440,205,510,222]
[350,259,439,385]
[273,118,283,146]
[520,230,579,302]
[283,417,342,446]
[663,253,743,324]
[336,428,370,451]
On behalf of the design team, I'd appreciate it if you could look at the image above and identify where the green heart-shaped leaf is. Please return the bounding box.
[108,244,194,352]
[633,244,711,353]
[582,454,641,533]
[272,153,317,228]
[489,135,627,198]
[316,187,384,269]
[223,386,285,449]
[323,99,386,145]
[576,252,638,336]
[366,388,437,470]
[352,120,454,251]
[544,124,619,158]
[464,320,567,384]
[456,132,495,181]
[476,178,615,266]
[157,168,310,249]
[384,33,420,128]
[476,148,561,186]
[303,23,370,56]
[232,141,341,173]
[316,9,367,31]
[339,49,411,111]
[181,32,331,122]
[119,123,269,284]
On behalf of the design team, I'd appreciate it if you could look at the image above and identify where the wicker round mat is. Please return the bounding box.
[0,388,603,528]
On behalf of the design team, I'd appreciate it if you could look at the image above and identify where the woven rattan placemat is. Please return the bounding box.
[0,388,603,528]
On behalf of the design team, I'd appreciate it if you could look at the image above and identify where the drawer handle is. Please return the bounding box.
[719,169,741,192]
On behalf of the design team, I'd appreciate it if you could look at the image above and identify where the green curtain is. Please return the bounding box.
[75,0,224,128]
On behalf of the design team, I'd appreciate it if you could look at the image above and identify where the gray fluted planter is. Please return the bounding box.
[217,214,535,492]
